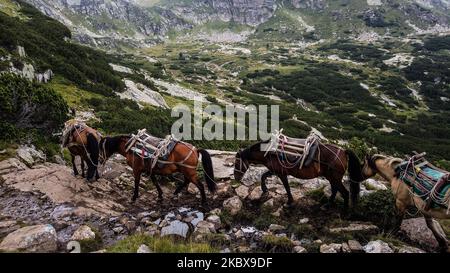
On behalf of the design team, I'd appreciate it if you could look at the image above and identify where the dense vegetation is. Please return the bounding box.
[0,73,68,155]
[0,0,124,96]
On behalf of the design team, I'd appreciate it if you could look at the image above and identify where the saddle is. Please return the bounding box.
[266,130,320,169]
[62,119,102,147]
[125,129,178,169]
[395,152,450,209]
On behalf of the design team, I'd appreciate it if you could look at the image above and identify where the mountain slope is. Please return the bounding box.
[22,0,450,48]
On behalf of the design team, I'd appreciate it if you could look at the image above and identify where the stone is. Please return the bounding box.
[363,178,388,191]
[223,196,243,215]
[347,240,363,253]
[113,227,124,234]
[0,220,20,237]
[16,145,46,167]
[363,240,393,253]
[299,218,309,224]
[293,245,307,253]
[241,167,266,186]
[341,243,351,253]
[235,185,249,199]
[0,158,28,175]
[71,225,95,241]
[268,224,285,232]
[320,244,339,253]
[137,244,152,253]
[398,246,426,253]
[160,220,190,238]
[206,215,221,230]
[194,220,216,234]
[248,187,263,201]
[263,198,274,208]
[329,223,379,234]
[0,224,57,252]
[400,218,439,249]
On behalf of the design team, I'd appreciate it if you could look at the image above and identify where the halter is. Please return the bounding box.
[234,155,249,175]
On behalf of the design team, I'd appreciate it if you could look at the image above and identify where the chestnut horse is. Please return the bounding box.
[234,141,364,211]
[62,121,101,182]
[99,135,216,207]
[362,154,450,252]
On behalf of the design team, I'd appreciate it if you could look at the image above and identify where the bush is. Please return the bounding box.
[0,73,68,137]
[355,190,398,231]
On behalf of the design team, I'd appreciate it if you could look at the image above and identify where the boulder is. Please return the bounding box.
[16,145,45,167]
[329,222,378,234]
[194,221,216,234]
[160,220,190,238]
[0,224,57,252]
[293,245,307,253]
[248,187,263,201]
[241,167,266,186]
[235,185,249,199]
[363,240,393,253]
[320,244,341,253]
[0,158,28,175]
[400,218,439,249]
[363,178,387,191]
[268,224,285,233]
[71,225,96,241]
[223,196,243,215]
[206,215,222,230]
[0,220,20,237]
[398,246,426,253]
[347,240,363,253]
[137,244,152,253]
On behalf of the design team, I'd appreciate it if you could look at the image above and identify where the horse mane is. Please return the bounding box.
[240,140,269,159]
[369,154,402,170]
[102,135,131,154]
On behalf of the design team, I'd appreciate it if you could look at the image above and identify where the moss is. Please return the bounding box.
[261,235,293,253]
[107,234,216,253]
[78,227,103,253]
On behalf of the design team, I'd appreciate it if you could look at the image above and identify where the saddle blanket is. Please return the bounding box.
[396,156,450,208]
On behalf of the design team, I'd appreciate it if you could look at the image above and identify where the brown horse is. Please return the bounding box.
[99,135,216,207]
[234,140,364,211]
[62,120,101,182]
[362,154,450,253]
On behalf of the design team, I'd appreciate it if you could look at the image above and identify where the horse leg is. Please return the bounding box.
[335,180,349,213]
[190,172,207,208]
[71,154,78,176]
[424,215,449,253]
[174,176,189,196]
[132,169,142,202]
[150,174,163,201]
[279,175,294,207]
[261,171,272,194]
[81,159,85,178]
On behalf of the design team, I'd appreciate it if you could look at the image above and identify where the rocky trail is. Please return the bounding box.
[0,146,442,253]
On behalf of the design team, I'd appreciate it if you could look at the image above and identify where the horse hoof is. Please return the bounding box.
[283,202,294,209]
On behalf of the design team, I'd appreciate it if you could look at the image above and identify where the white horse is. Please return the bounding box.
[362,154,450,253]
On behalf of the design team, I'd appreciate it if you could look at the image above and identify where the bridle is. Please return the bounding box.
[234,155,249,175]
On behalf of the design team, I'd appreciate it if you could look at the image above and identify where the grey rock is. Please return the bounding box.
[160,220,190,238]
[71,225,96,241]
[363,240,393,253]
[223,196,243,215]
[137,244,152,253]
[0,224,57,253]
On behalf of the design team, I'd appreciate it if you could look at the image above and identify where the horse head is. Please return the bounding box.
[362,154,401,182]
[234,148,249,181]
[99,135,131,164]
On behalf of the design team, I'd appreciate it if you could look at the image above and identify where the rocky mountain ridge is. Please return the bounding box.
[22,0,450,48]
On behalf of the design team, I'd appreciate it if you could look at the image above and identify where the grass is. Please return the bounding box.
[107,234,217,253]
[261,235,293,253]
[48,76,103,109]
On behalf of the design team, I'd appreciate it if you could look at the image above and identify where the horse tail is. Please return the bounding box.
[86,133,99,179]
[198,149,217,193]
[345,149,363,205]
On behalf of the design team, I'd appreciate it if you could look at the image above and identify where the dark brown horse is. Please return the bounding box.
[99,135,216,207]
[62,121,101,182]
[234,140,364,211]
